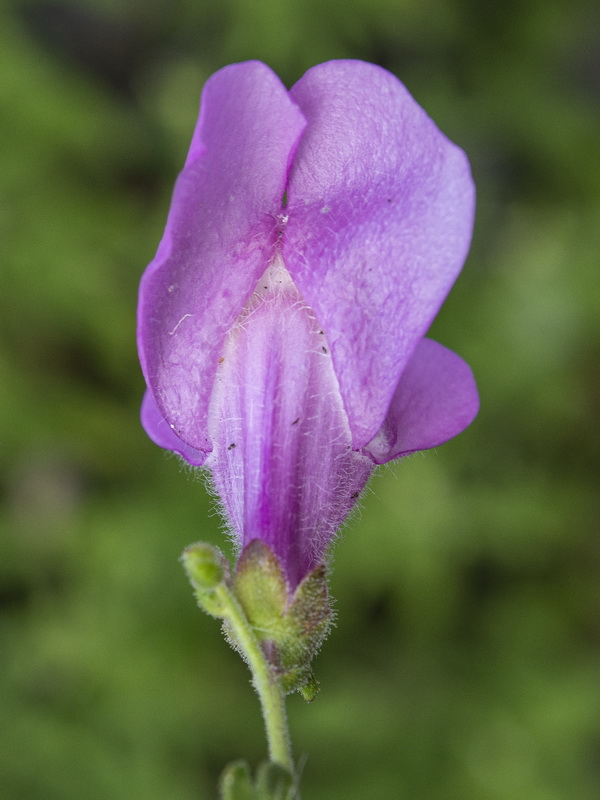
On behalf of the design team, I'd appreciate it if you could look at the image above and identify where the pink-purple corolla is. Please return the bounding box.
[137,60,479,589]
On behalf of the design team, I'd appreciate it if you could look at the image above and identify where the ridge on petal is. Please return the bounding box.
[205,255,373,587]
[137,61,306,455]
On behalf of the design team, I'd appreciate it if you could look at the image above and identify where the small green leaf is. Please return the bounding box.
[255,761,294,800]
[299,674,320,703]
[219,760,256,800]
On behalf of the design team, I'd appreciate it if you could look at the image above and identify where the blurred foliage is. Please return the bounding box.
[1,0,599,798]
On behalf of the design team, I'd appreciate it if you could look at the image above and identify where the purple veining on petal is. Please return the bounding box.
[205,256,373,587]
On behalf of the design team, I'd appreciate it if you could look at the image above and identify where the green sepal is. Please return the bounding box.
[275,564,332,697]
[299,673,319,703]
[233,540,333,698]
[286,564,332,664]
[182,542,231,618]
[255,761,294,800]
[219,760,256,800]
[234,540,287,635]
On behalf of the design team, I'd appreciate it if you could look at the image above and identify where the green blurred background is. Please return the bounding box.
[1,0,599,797]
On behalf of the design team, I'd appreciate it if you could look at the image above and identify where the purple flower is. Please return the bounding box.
[137,60,479,588]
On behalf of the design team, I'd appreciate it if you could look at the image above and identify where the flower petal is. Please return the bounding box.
[363,338,479,464]
[205,258,373,588]
[141,389,206,466]
[137,61,306,455]
[283,60,475,449]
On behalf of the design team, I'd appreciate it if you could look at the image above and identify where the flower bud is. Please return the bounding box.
[182,542,226,589]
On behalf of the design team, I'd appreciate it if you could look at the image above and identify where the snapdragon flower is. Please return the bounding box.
[138,60,478,589]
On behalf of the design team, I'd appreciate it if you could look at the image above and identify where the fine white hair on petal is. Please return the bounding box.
[204,254,372,588]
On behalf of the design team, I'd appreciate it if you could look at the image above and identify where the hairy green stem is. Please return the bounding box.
[215,582,294,773]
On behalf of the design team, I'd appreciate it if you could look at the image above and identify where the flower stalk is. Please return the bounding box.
[183,541,327,796]
[213,575,293,771]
